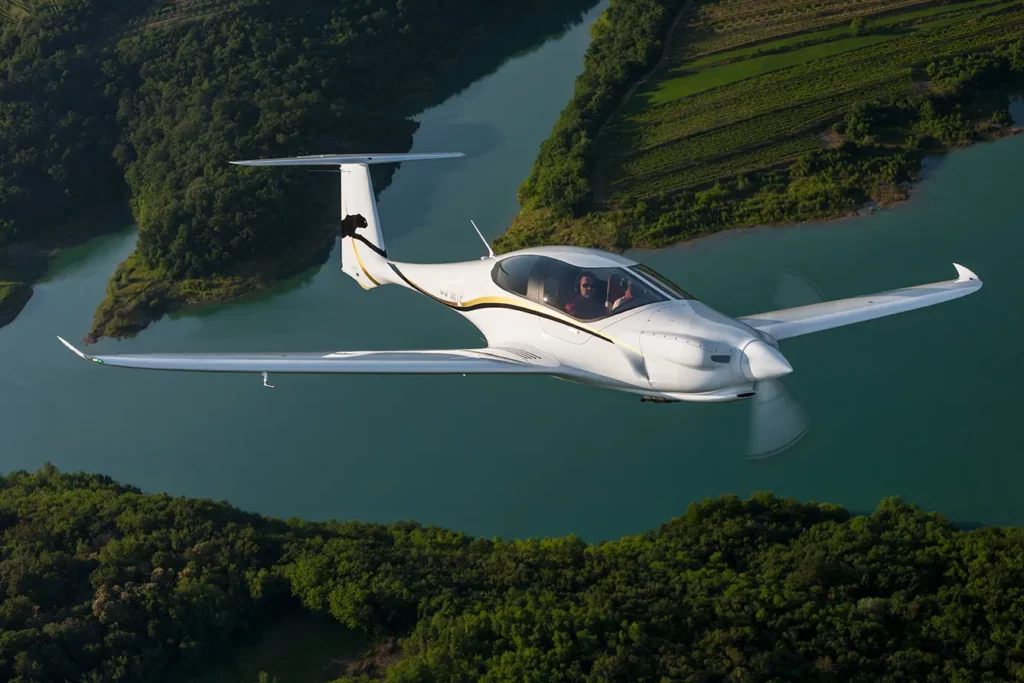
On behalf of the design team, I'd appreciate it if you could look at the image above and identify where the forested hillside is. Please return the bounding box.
[0,0,132,324]
[0,0,127,250]
[0,0,596,338]
[3,466,1024,682]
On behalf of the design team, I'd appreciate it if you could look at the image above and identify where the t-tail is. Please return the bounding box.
[230,153,463,289]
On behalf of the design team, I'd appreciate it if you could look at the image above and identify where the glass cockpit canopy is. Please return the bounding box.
[491,255,694,322]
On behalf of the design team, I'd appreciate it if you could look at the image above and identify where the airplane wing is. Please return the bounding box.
[739,263,982,341]
[57,338,565,376]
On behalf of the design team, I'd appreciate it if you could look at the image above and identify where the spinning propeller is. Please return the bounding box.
[745,268,823,462]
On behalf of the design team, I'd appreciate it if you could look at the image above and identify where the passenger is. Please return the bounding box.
[612,278,636,311]
[564,272,605,320]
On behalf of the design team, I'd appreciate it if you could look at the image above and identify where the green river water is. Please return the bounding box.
[1,2,1022,541]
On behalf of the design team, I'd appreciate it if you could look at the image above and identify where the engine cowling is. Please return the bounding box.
[638,333,794,393]
[640,331,737,392]
[636,301,793,394]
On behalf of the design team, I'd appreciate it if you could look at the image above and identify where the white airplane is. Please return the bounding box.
[59,153,982,457]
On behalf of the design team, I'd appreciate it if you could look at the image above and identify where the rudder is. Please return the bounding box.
[339,163,391,289]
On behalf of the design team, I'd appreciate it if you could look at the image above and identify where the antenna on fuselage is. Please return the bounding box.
[470,220,495,260]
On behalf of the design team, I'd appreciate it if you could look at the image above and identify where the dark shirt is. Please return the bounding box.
[565,295,605,320]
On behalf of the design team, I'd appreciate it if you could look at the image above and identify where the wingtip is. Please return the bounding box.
[953,263,982,284]
[57,336,91,361]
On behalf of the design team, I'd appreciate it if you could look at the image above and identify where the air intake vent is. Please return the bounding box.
[495,347,542,361]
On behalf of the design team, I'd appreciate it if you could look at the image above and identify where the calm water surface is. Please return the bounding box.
[1,10,1021,538]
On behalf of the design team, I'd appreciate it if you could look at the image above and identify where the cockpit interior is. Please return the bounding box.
[492,255,694,322]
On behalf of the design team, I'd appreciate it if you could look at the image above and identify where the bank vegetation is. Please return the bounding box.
[2,466,1024,682]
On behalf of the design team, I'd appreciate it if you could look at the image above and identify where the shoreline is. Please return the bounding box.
[0,205,134,333]
[629,123,1024,256]
[84,220,337,343]
[500,119,1024,256]
[0,283,32,329]
[87,222,335,344]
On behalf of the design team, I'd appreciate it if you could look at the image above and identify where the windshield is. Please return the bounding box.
[630,264,695,300]
[492,256,668,321]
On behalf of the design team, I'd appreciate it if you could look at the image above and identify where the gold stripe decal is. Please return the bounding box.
[352,241,381,287]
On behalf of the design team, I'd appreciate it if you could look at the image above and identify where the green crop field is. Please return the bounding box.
[597,0,1024,206]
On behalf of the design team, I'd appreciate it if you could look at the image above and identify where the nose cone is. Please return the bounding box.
[741,340,793,381]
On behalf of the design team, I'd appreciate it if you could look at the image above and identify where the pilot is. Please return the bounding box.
[565,272,605,320]
[612,278,635,311]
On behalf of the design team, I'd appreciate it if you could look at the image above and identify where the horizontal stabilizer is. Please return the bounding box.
[231,152,464,167]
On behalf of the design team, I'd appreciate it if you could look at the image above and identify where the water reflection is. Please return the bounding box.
[39,225,136,283]
[168,263,323,323]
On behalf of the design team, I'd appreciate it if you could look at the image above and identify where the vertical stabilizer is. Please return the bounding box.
[339,164,391,289]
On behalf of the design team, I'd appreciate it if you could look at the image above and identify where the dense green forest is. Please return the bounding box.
[497,0,1024,254]
[3,466,1024,682]
[0,0,128,250]
[0,0,596,338]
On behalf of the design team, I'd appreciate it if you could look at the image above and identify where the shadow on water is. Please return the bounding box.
[0,205,134,283]
[39,221,137,283]
[167,263,325,323]
[1010,95,1024,124]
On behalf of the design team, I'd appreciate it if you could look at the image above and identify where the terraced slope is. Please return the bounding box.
[500,0,1024,253]
[600,0,1024,205]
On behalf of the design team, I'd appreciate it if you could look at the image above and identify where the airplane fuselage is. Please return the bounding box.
[367,245,787,402]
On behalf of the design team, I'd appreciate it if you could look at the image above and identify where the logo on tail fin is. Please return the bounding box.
[341,213,387,258]
[341,213,368,237]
